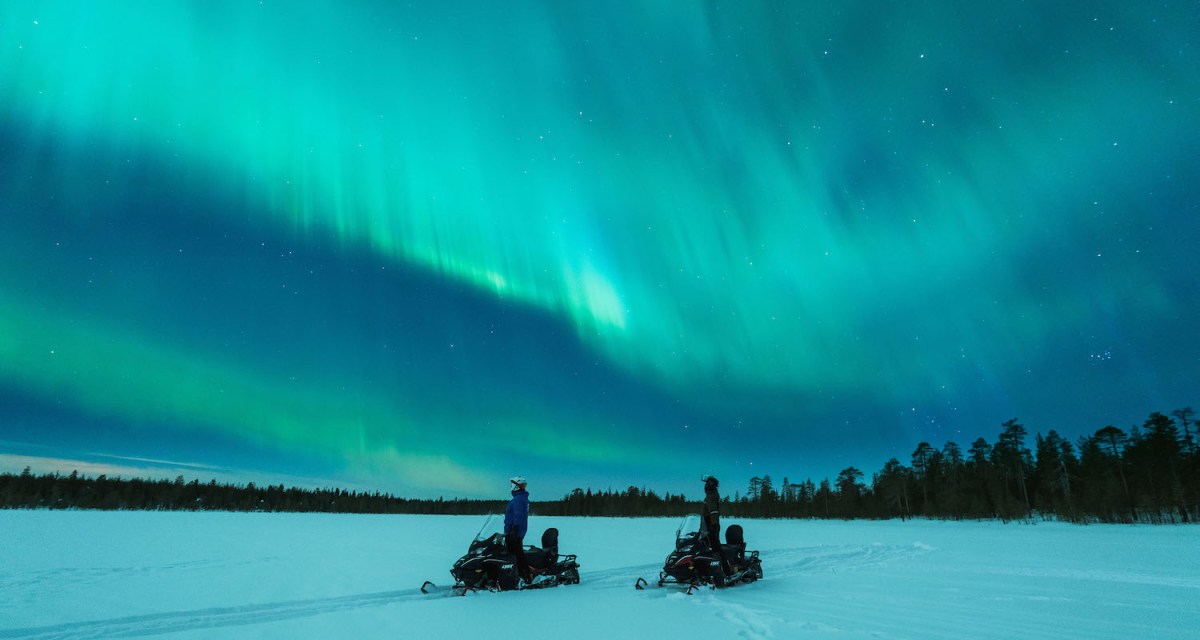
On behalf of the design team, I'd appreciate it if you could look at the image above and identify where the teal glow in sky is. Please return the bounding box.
[1,2,1196,498]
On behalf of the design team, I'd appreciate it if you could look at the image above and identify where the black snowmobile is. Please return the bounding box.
[635,513,762,592]
[422,514,580,595]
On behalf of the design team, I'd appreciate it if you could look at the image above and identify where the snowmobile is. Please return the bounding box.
[421,514,580,595]
[635,513,762,592]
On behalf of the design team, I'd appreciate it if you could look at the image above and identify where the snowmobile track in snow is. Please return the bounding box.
[0,588,432,640]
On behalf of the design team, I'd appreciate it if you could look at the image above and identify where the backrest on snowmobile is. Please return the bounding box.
[541,527,559,564]
[725,524,743,545]
[726,524,745,548]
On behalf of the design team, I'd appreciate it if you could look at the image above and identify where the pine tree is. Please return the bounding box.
[911,442,935,512]
[875,458,911,519]
[835,467,864,517]
[1132,412,1186,521]
[816,479,832,518]
[966,437,996,518]
[1171,407,1197,455]
[1033,430,1077,519]
[940,441,964,519]
[993,419,1032,518]
[747,476,762,501]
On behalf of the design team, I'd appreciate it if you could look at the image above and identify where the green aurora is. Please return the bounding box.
[1,1,1196,497]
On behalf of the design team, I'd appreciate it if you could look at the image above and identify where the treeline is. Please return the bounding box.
[0,468,695,517]
[0,471,506,514]
[536,486,695,517]
[3,407,1196,524]
[731,409,1198,524]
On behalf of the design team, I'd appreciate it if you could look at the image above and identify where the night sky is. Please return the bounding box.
[2,2,1197,499]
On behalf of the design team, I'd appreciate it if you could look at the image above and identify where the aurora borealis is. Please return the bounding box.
[1,1,1197,498]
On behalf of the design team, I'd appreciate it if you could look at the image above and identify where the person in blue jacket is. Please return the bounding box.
[504,476,532,583]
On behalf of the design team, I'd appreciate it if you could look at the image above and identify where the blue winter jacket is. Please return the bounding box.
[504,489,529,539]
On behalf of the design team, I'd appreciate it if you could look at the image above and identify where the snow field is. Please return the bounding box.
[1,511,1197,639]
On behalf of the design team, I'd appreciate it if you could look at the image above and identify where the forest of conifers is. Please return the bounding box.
[2,408,1196,524]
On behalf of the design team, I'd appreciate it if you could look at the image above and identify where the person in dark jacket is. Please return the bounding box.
[702,475,729,572]
[504,476,532,583]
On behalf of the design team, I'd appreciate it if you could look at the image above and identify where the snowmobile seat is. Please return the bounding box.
[525,546,553,570]
[723,524,746,560]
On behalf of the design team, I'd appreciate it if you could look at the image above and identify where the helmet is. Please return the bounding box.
[510,476,527,489]
[702,475,719,489]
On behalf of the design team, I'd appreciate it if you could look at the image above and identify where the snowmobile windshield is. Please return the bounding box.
[473,514,505,542]
[676,513,704,546]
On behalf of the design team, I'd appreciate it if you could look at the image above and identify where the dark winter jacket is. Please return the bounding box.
[504,489,529,539]
[704,487,721,533]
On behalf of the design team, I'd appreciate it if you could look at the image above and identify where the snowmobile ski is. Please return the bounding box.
[420,577,505,596]
[419,581,472,597]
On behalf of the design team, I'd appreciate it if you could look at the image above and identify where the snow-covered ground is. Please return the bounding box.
[1,511,1196,639]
